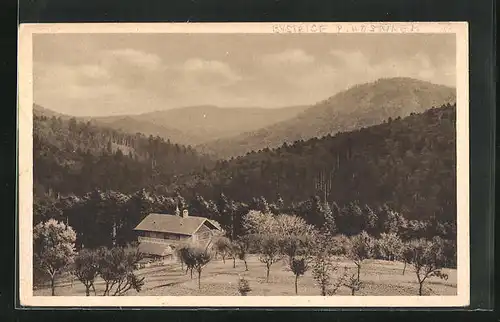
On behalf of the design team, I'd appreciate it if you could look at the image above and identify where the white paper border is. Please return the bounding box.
[17,22,470,308]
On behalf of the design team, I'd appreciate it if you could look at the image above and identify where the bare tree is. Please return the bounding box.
[314,170,334,204]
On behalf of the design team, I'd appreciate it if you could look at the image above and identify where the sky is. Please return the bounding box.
[33,33,456,117]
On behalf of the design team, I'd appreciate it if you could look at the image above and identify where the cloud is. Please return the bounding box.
[261,49,315,65]
[78,64,110,79]
[180,58,242,83]
[330,49,370,70]
[34,62,120,102]
[34,62,110,88]
[103,48,162,70]
[33,39,456,116]
[326,49,454,86]
[283,49,455,104]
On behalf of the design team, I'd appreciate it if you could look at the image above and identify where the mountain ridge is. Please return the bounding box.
[197,77,456,158]
[34,103,310,146]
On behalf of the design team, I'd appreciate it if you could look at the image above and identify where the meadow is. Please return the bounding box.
[34,254,457,297]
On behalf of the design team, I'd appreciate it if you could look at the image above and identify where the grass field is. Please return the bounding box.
[34,254,457,296]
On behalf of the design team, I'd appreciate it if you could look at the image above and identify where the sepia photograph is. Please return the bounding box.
[17,22,469,307]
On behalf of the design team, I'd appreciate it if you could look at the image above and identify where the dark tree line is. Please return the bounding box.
[34,189,457,268]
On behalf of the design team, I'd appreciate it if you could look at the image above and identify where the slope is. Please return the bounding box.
[198,77,456,158]
[33,113,214,197]
[93,105,310,146]
[171,103,457,222]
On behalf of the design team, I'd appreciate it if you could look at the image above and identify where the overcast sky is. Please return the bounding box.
[33,33,456,117]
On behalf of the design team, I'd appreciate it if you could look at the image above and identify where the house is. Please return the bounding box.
[133,209,223,264]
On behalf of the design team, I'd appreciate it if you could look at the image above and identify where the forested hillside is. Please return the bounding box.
[33,102,457,252]
[170,103,457,223]
[198,78,456,158]
[33,114,214,196]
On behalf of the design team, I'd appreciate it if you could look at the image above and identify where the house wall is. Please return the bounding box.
[193,224,216,246]
[137,223,220,248]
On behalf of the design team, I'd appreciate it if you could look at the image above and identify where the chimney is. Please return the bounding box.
[182,209,189,218]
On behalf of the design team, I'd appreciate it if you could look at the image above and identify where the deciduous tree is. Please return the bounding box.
[343,270,363,295]
[33,219,76,296]
[345,231,375,281]
[214,237,231,264]
[97,246,145,296]
[257,234,282,282]
[376,232,403,261]
[311,231,346,296]
[73,248,99,296]
[191,246,212,290]
[407,237,449,295]
[290,258,308,295]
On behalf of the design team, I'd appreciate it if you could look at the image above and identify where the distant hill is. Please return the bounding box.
[33,105,203,147]
[197,77,456,158]
[171,103,457,223]
[34,104,69,119]
[91,105,310,146]
[33,112,214,196]
[90,116,202,147]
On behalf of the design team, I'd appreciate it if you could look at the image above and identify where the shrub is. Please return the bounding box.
[238,277,251,296]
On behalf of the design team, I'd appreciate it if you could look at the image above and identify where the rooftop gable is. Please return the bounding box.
[134,213,221,236]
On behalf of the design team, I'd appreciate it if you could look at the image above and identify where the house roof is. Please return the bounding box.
[133,213,221,236]
[138,241,173,257]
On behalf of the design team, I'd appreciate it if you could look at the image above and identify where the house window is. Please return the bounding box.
[146,232,164,239]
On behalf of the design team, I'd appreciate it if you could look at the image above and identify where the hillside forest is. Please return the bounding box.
[33,102,457,269]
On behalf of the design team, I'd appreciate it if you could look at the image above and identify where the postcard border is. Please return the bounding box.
[17,21,470,308]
